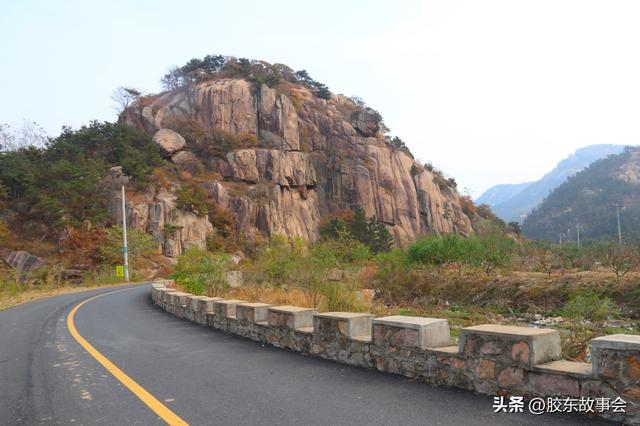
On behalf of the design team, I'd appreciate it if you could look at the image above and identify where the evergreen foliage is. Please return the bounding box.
[523,147,640,242]
[0,122,162,233]
[161,55,333,100]
[320,207,394,253]
[96,225,158,267]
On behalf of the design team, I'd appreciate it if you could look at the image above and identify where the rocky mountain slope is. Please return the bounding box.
[522,147,640,242]
[115,70,472,256]
[477,144,627,223]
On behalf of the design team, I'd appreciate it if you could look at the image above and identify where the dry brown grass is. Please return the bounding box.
[0,283,131,311]
[222,286,314,308]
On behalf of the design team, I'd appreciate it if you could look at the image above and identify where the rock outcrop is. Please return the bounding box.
[153,129,186,156]
[119,77,472,253]
[1,250,47,272]
[107,187,213,258]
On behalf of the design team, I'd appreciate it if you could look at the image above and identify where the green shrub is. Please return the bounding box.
[248,235,306,284]
[169,119,259,159]
[312,237,370,265]
[293,240,338,307]
[407,233,515,274]
[407,236,448,267]
[473,233,516,274]
[171,248,229,296]
[175,184,209,216]
[563,292,620,321]
[96,225,158,267]
[320,207,393,254]
[407,235,475,269]
[372,249,417,302]
[0,266,69,295]
[320,282,366,312]
[83,264,145,285]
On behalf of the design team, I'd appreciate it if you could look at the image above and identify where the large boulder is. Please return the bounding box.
[171,151,203,172]
[351,109,380,137]
[171,150,198,165]
[1,250,47,273]
[153,129,186,157]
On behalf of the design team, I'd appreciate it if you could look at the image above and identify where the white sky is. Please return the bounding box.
[2,0,640,195]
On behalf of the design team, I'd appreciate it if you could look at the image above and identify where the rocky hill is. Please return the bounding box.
[522,146,640,242]
[112,60,472,257]
[477,144,627,223]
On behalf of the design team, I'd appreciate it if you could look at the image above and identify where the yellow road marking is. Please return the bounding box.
[67,287,189,426]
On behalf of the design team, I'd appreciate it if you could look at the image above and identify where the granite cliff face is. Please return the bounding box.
[119,78,472,255]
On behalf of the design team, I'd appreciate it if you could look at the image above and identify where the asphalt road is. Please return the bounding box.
[0,284,612,425]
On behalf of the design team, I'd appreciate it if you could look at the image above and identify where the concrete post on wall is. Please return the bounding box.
[195,297,223,326]
[212,300,245,332]
[157,288,177,308]
[267,306,317,352]
[236,302,273,341]
[312,312,374,366]
[185,295,208,321]
[149,282,640,424]
[371,316,451,376]
[458,324,563,395]
[591,334,640,420]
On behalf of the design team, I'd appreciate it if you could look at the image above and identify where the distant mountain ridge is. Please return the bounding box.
[475,182,532,207]
[522,147,640,242]
[476,144,628,223]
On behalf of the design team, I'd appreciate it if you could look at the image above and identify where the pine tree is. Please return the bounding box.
[365,216,394,253]
[349,207,368,242]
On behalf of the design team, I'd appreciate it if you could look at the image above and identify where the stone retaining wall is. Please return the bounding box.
[151,281,640,424]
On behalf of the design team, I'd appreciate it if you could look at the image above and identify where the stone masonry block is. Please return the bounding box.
[268,306,317,330]
[237,303,273,323]
[592,334,640,382]
[167,291,178,305]
[373,316,450,350]
[176,292,190,307]
[158,288,177,303]
[213,300,245,319]
[169,292,189,306]
[197,297,224,314]
[459,324,561,369]
[151,283,165,300]
[313,312,374,338]
[187,295,208,311]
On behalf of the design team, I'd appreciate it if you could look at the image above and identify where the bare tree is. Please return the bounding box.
[606,242,635,279]
[111,86,142,113]
[160,67,183,91]
[0,121,48,152]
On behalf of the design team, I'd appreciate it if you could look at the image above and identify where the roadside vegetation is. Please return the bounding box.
[0,263,144,311]
[1,64,638,362]
[167,207,640,362]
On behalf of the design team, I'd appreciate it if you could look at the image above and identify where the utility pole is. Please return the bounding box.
[576,224,581,248]
[121,185,130,282]
[616,203,622,245]
[559,233,563,246]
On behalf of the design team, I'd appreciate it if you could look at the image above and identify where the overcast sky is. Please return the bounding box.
[2,0,640,196]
